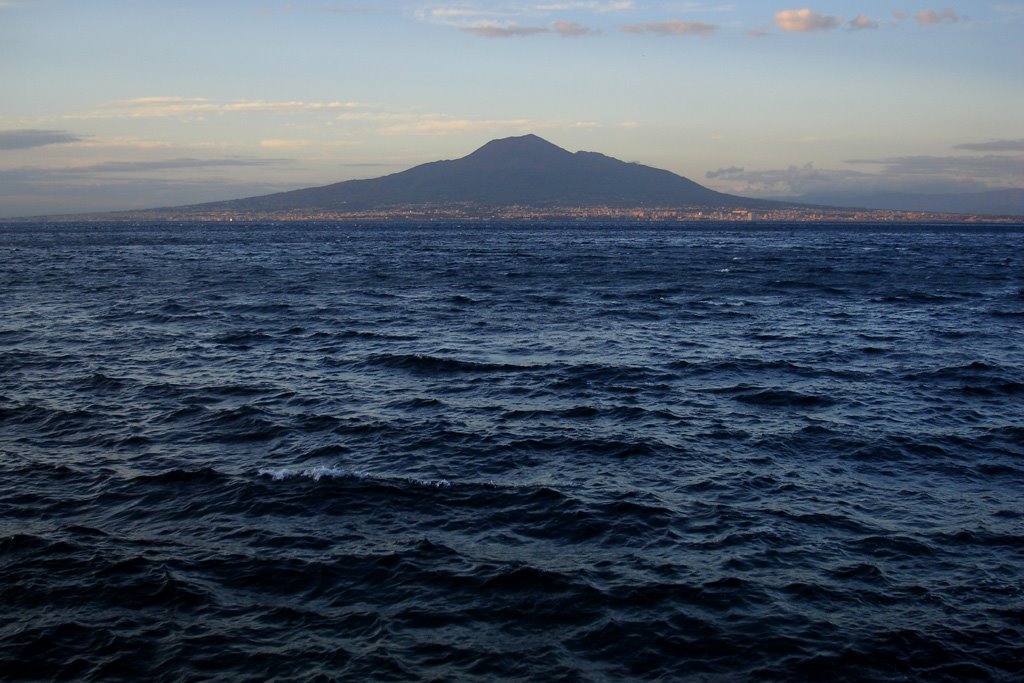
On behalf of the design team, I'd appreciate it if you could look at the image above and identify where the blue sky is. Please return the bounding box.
[1,0,1022,216]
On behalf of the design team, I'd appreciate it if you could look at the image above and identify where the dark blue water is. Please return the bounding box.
[2,222,1022,681]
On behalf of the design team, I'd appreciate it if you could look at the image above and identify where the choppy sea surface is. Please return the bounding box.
[1,222,1022,682]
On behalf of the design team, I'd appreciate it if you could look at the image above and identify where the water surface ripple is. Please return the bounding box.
[1,222,1022,681]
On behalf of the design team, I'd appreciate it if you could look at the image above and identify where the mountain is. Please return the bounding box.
[791,188,1024,216]
[187,134,774,213]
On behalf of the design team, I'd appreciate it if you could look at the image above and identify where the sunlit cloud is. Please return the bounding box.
[774,8,843,32]
[260,139,313,148]
[380,118,538,135]
[847,15,878,30]
[916,8,960,25]
[667,2,736,12]
[621,20,717,36]
[0,129,85,150]
[461,23,548,36]
[67,98,365,120]
[534,1,634,10]
[554,19,599,36]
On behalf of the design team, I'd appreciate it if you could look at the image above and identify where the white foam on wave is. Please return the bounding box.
[257,466,451,488]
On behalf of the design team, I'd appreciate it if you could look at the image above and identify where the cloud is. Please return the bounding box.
[318,6,370,13]
[535,1,634,10]
[705,151,1023,198]
[260,139,312,148]
[668,2,736,11]
[0,129,85,150]
[554,20,599,36]
[915,8,960,25]
[706,166,744,179]
[993,3,1024,14]
[847,15,878,30]
[955,139,1024,152]
[72,97,364,119]
[774,8,843,32]
[845,154,1023,179]
[0,158,290,183]
[621,20,717,36]
[379,118,539,135]
[79,157,290,173]
[461,23,548,37]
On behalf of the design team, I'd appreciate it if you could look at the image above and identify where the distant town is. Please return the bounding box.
[39,202,1020,225]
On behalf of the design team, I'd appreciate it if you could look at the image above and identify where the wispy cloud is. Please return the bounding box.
[0,129,85,150]
[79,157,290,173]
[554,19,599,35]
[706,165,744,179]
[847,15,878,30]
[461,23,548,36]
[621,20,717,36]
[318,6,370,13]
[260,139,313,148]
[0,157,290,181]
[379,118,538,135]
[774,8,843,32]
[534,1,633,10]
[69,97,364,120]
[706,148,1023,197]
[846,153,1023,179]
[916,8,960,25]
[955,138,1024,152]
[668,2,736,12]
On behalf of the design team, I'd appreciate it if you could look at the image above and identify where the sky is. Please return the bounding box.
[1,0,1022,216]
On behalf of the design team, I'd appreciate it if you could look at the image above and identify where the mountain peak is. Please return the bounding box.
[465,134,572,163]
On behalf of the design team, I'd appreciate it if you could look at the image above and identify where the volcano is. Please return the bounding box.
[190,134,772,213]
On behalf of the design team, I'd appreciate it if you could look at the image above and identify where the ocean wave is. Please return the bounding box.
[258,465,452,489]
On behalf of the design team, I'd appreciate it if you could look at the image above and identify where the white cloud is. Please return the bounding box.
[774,8,843,32]
[621,20,717,36]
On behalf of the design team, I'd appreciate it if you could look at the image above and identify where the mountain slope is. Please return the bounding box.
[194,134,770,212]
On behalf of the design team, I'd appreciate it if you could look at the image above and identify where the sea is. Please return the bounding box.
[1,221,1022,682]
